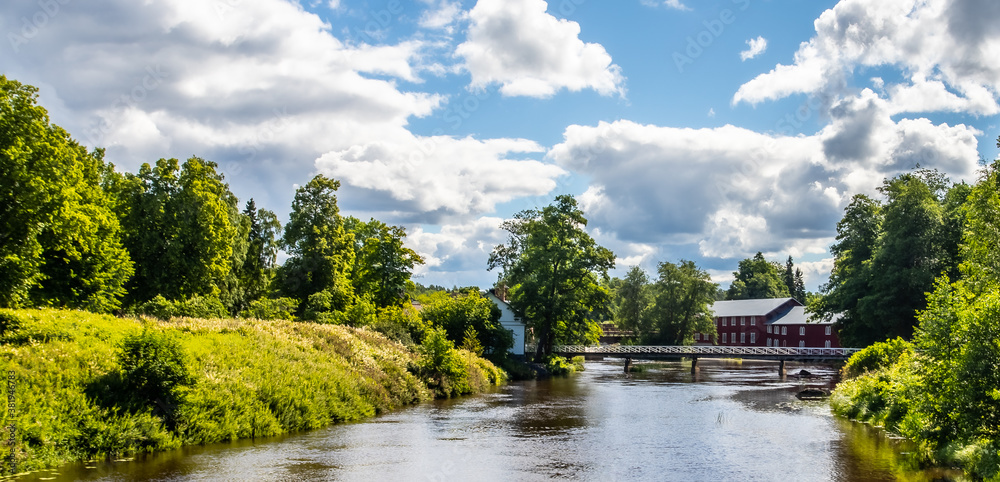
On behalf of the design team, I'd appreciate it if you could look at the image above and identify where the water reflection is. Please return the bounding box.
[21,360,965,481]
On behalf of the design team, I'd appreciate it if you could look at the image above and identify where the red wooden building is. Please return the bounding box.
[694,298,840,348]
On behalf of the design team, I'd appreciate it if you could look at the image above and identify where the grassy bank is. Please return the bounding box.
[0,308,503,474]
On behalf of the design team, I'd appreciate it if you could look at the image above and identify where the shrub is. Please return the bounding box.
[133,295,176,320]
[842,337,913,379]
[174,295,226,319]
[118,330,193,412]
[239,297,297,320]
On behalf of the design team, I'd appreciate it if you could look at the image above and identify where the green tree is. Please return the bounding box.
[783,256,807,301]
[813,194,882,345]
[726,252,789,300]
[233,199,281,312]
[645,260,718,345]
[277,175,356,312]
[346,217,424,308]
[118,157,242,306]
[0,76,133,311]
[488,195,615,358]
[856,171,952,343]
[419,290,511,359]
[613,266,652,335]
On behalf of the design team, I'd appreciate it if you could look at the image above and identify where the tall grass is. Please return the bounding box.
[0,308,503,473]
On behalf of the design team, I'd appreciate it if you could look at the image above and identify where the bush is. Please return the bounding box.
[132,295,227,320]
[133,295,175,320]
[239,297,297,320]
[413,327,504,398]
[118,330,193,412]
[842,337,913,379]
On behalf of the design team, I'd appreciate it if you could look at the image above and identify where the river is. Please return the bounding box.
[23,359,964,481]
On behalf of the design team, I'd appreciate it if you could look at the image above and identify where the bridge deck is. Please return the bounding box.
[553,345,860,361]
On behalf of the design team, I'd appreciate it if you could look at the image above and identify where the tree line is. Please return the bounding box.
[0,75,528,363]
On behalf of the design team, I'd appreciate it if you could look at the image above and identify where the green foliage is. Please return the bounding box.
[118,157,242,307]
[841,338,914,379]
[0,308,505,473]
[132,295,227,320]
[645,260,718,345]
[461,325,484,356]
[726,252,790,300]
[239,297,298,320]
[543,355,583,377]
[613,266,652,334]
[832,157,1000,480]
[371,304,427,346]
[277,175,356,310]
[0,75,133,312]
[420,291,512,360]
[488,195,615,358]
[414,327,504,398]
[346,217,424,308]
[817,169,966,346]
[118,330,193,411]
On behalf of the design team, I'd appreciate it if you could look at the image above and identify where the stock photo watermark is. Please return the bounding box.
[6,370,15,476]
[7,0,72,53]
[672,0,751,73]
[84,65,169,148]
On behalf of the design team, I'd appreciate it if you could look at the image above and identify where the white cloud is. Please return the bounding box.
[316,133,566,220]
[733,0,1000,115]
[708,108,716,117]
[419,1,464,31]
[740,36,768,61]
[408,217,508,287]
[455,0,625,98]
[548,102,981,262]
[640,0,691,10]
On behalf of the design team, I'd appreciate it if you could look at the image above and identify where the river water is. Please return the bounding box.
[25,360,963,481]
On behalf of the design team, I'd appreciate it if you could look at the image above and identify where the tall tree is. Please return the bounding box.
[613,266,652,335]
[645,260,718,345]
[782,256,807,302]
[812,194,882,345]
[488,195,615,358]
[277,175,356,311]
[856,171,951,342]
[0,76,133,311]
[119,157,242,305]
[726,252,789,300]
[232,199,281,313]
[346,217,424,308]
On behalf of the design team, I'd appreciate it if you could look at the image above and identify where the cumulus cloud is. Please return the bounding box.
[408,217,508,287]
[316,133,566,221]
[548,108,981,262]
[455,0,625,98]
[733,0,1000,115]
[740,36,768,61]
[0,0,451,212]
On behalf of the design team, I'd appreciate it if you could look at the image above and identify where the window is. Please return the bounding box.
[740,316,746,326]
[722,318,727,327]
[750,317,756,326]
[781,327,787,336]
[799,340,805,348]
[767,325,772,334]
[694,333,699,341]
[799,326,806,336]
[722,333,728,343]
[767,338,771,347]
[825,326,832,336]
[750,332,756,344]
[740,333,745,344]
[825,340,831,348]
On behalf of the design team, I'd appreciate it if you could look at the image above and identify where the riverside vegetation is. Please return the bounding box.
[0,308,504,474]
[829,156,1000,481]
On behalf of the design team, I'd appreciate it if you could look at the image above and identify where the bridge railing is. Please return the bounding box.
[552,345,861,357]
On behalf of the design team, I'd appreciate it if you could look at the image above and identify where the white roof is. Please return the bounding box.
[708,298,798,317]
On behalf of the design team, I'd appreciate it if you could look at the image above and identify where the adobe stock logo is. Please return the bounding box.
[672,0,751,73]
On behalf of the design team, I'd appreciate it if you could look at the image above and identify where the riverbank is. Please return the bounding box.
[0,308,504,475]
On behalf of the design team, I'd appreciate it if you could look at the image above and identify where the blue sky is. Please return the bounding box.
[3,0,999,291]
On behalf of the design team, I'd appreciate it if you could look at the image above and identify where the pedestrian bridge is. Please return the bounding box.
[552,345,861,373]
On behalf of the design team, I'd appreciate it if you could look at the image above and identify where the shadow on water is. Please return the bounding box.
[18,360,969,481]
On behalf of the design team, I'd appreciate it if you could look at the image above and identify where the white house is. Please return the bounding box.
[485,289,526,356]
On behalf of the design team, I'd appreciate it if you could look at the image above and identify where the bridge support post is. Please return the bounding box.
[779,360,786,377]
[624,357,632,373]
[691,357,698,374]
